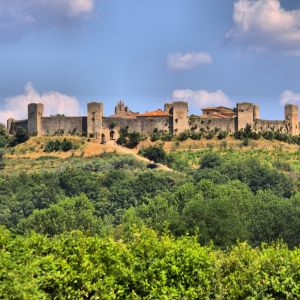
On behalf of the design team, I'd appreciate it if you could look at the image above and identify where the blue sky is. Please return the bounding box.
[1,0,300,123]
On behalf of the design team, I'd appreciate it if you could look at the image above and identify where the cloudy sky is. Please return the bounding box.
[1,0,300,123]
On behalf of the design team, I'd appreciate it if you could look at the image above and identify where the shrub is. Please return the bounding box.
[61,139,73,151]
[10,126,29,146]
[178,130,190,141]
[217,131,228,140]
[200,153,222,169]
[262,131,274,140]
[206,131,215,140]
[44,139,74,152]
[0,135,7,148]
[126,132,141,148]
[140,145,166,164]
[191,132,201,140]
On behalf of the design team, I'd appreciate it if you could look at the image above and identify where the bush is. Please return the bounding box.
[217,131,228,140]
[126,132,141,148]
[0,135,7,148]
[206,131,215,140]
[262,131,274,140]
[11,126,29,146]
[140,145,166,164]
[200,153,222,169]
[44,139,74,152]
[191,132,201,140]
[178,130,190,141]
[3,228,300,299]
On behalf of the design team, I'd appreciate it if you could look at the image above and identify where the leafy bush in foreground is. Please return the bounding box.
[1,227,300,299]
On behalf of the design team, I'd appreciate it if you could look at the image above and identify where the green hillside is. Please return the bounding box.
[1,135,300,298]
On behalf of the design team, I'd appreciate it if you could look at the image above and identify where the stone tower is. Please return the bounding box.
[236,102,255,131]
[253,104,260,120]
[285,104,299,136]
[28,103,44,136]
[87,102,103,138]
[115,100,128,114]
[165,101,189,135]
[7,118,15,134]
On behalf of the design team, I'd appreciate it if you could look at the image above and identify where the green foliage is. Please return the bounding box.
[140,145,166,164]
[200,153,222,169]
[2,228,300,299]
[262,130,275,140]
[178,130,190,141]
[44,138,74,152]
[127,131,141,148]
[0,123,6,136]
[10,126,29,146]
[0,135,7,148]
[18,194,105,236]
[117,126,129,145]
[117,127,141,148]
[217,131,228,140]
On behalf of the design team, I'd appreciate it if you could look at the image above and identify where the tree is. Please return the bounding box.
[0,149,5,170]
[61,139,73,151]
[126,132,141,148]
[13,126,29,145]
[0,135,7,148]
[200,153,222,169]
[18,194,103,236]
[0,123,6,136]
[140,145,166,164]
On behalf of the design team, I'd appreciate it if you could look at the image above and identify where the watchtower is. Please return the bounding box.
[236,102,255,131]
[285,104,299,136]
[28,103,44,136]
[165,101,189,135]
[87,102,103,138]
[7,118,15,135]
[253,104,260,120]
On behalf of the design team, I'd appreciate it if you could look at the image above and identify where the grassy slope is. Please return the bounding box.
[2,135,300,175]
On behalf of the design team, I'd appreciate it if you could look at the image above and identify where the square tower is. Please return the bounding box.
[165,101,189,135]
[87,102,103,138]
[28,103,44,136]
[285,104,299,136]
[236,102,255,131]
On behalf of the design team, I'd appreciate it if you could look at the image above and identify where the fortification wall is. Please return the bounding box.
[9,119,28,134]
[41,116,87,136]
[189,117,236,133]
[139,116,169,134]
[254,119,287,133]
[103,116,169,136]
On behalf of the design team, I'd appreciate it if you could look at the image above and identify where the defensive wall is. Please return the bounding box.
[6,101,300,141]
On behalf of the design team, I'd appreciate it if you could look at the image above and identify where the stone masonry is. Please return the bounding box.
[6,101,300,141]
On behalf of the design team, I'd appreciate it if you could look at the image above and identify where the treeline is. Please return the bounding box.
[2,227,300,299]
[1,153,299,247]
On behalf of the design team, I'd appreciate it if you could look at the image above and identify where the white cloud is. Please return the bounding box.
[172,89,232,111]
[280,90,300,105]
[227,0,300,54]
[0,82,81,125]
[0,0,95,41]
[167,52,212,71]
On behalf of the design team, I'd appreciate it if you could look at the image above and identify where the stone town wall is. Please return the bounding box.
[254,119,287,133]
[189,117,236,133]
[41,116,87,136]
[9,119,28,134]
[103,116,170,136]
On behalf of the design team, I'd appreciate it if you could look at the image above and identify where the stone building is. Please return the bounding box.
[6,100,300,140]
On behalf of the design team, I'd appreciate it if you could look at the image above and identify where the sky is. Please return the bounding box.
[1,0,300,123]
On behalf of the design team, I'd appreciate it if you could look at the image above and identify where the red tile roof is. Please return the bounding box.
[137,109,170,117]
